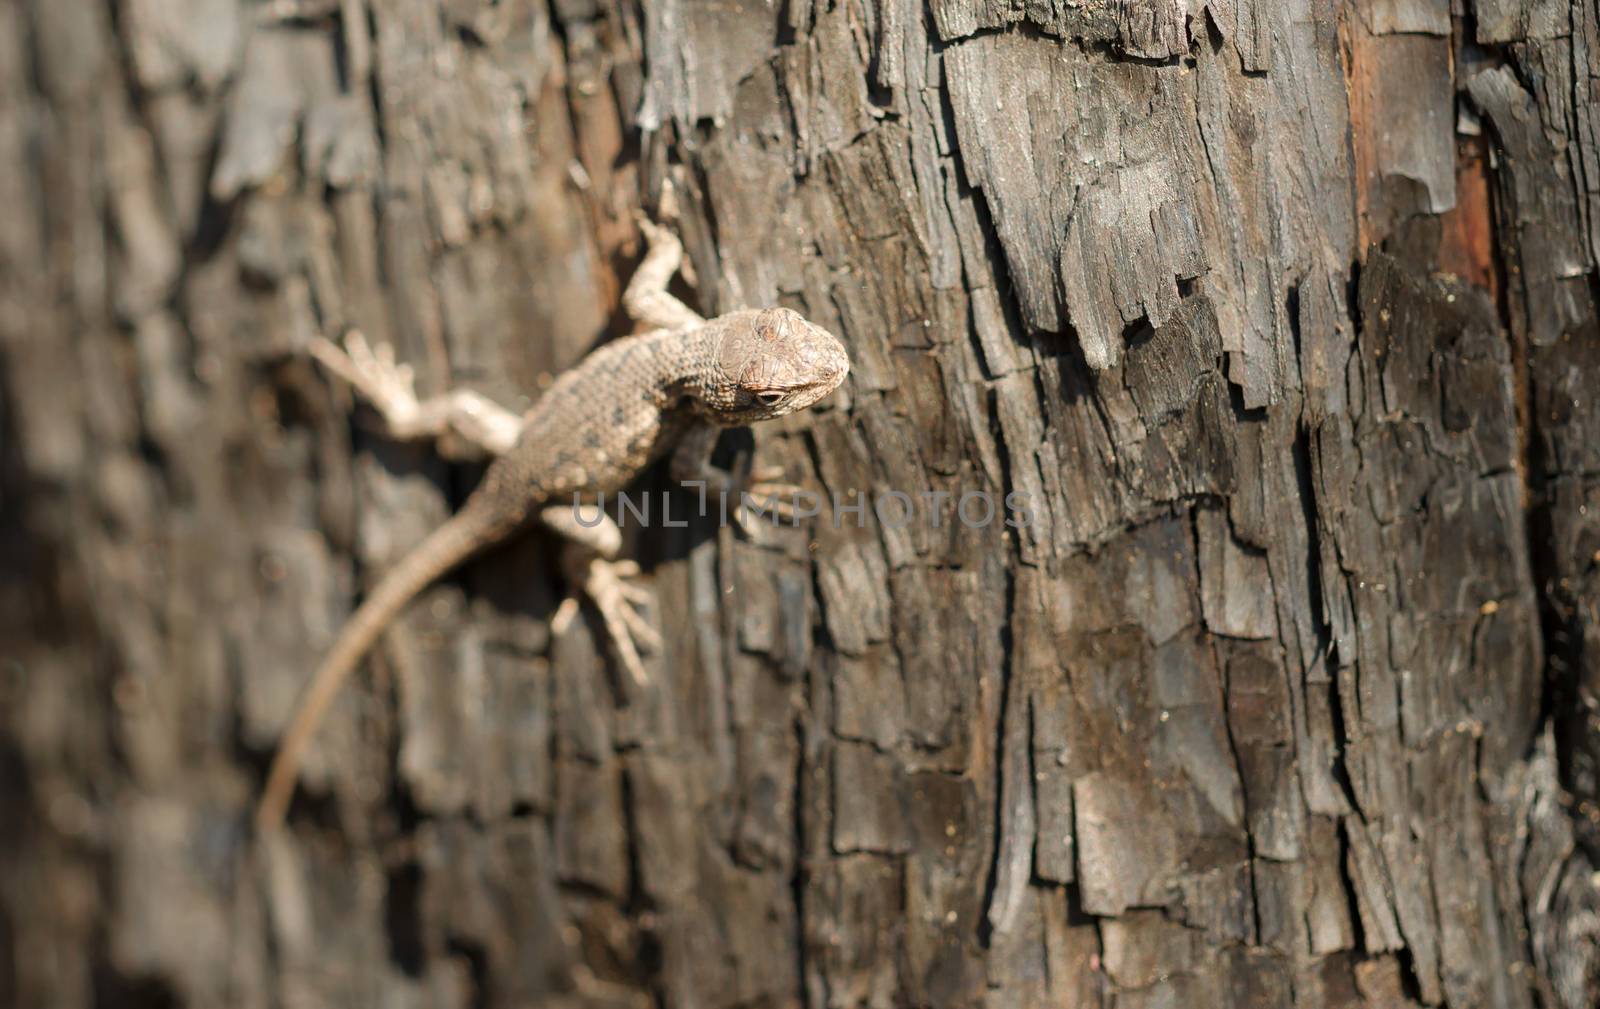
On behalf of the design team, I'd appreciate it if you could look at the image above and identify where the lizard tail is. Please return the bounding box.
[255,498,523,832]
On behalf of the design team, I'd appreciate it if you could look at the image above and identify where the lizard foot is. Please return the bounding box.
[311,331,422,422]
[733,465,812,533]
[635,214,678,252]
[552,550,662,688]
[632,213,701,292]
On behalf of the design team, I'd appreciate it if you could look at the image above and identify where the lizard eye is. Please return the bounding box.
[755,391,784,407]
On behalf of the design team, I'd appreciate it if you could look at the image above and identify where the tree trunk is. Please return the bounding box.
[4,0,1600,1006]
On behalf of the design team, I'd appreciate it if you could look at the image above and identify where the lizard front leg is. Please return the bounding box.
[311,331,525,458]
[669,423,809,532]
[541,504,661,687]
[623,218,706,333]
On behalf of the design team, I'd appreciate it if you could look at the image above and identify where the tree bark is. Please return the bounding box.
[3,1,1600,1007]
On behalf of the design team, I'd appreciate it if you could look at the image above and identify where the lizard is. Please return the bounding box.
[255,217,849,830]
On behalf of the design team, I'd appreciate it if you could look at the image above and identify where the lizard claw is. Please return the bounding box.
[553,548,661,688]
[658,179,681,223]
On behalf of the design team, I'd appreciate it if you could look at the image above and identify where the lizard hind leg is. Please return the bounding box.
[541,504,661,688]
[311,331,525,458]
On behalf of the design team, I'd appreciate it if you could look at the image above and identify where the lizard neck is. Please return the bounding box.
[649,321,725,413]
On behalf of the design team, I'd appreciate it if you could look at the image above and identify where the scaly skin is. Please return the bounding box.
[256,222,849,830]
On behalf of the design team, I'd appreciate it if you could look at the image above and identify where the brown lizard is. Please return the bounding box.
[256,219,849,830]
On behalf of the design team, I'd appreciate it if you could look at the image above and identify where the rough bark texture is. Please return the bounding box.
[4,1,1600,1007]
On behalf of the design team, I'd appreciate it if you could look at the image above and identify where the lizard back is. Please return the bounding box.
[478,328,705,508]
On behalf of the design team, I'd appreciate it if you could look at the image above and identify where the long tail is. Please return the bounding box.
[256,499,520,831]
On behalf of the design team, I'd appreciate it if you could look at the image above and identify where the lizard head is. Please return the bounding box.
[701,307,849,423]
